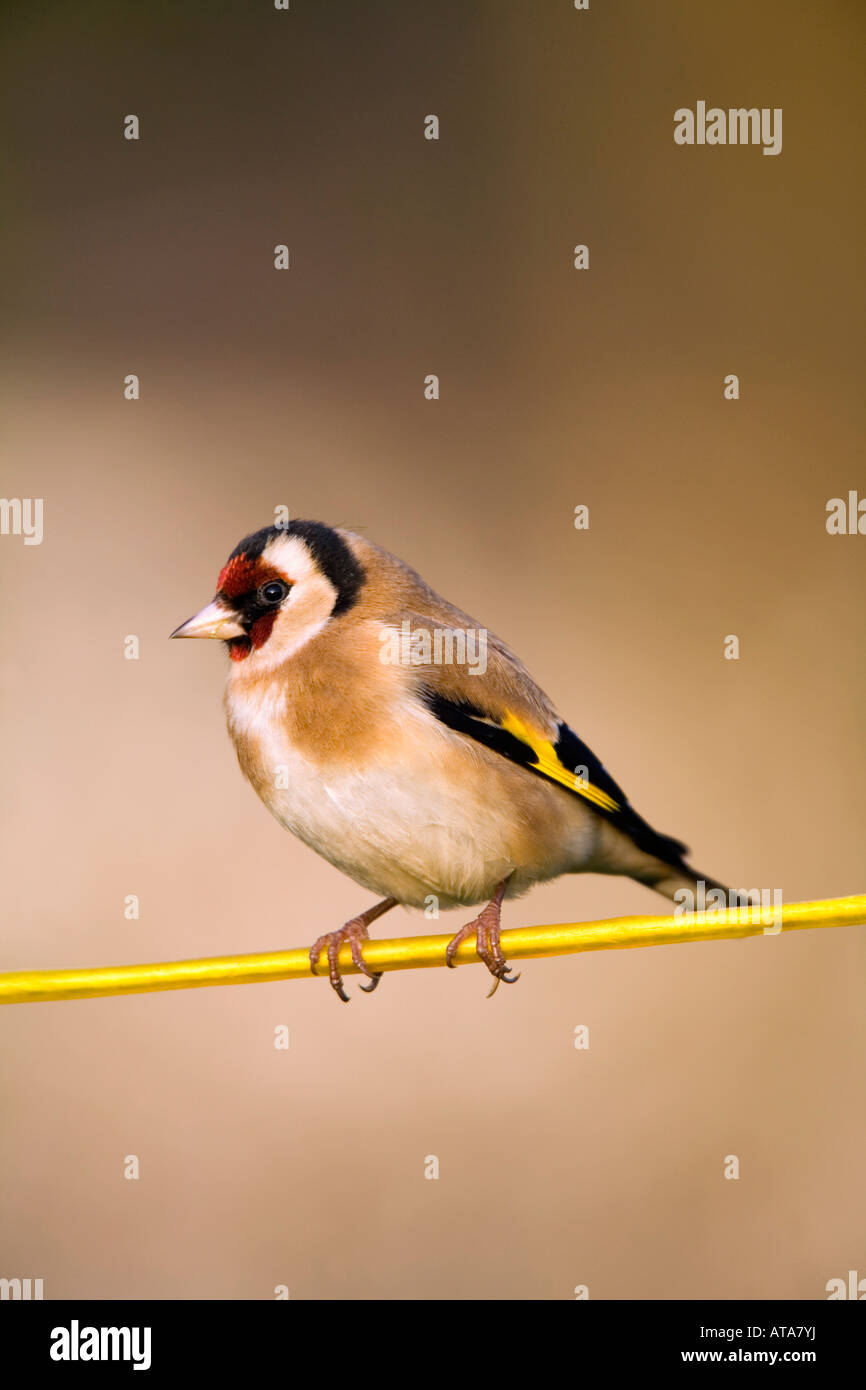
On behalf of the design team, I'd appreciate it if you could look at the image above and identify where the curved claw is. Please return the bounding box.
[486,968,520,998]
[309,909,395,1002]
[445,878,520,997]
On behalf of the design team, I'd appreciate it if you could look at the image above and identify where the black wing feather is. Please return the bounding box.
[423,691,690,870]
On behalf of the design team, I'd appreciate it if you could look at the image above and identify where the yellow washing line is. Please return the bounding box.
[0,894,862,1006]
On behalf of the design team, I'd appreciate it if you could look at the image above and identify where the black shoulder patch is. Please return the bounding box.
[231,520,364,616]
[422,693,537,768]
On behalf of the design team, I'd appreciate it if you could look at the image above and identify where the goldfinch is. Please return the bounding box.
[172,520,726,1000]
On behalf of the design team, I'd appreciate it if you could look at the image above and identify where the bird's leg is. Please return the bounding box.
[309,897,398,1002]
[445,878,520,997]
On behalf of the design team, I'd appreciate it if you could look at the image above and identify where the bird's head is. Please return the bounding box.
[171,520,364,666]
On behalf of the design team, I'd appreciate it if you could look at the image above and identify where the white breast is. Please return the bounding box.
[224,681,523,909]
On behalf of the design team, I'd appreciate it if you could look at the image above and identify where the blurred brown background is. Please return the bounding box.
[1,0,864,1299]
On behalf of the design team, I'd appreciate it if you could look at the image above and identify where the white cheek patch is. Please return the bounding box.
[261,533,318,583]
[246,534,339,668]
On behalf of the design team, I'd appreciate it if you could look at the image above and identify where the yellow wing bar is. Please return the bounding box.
[500,711,620,812]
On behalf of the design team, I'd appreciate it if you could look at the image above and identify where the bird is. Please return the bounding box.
[171,519,727,1001]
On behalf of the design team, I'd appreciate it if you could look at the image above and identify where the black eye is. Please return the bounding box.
[258,581,288,605]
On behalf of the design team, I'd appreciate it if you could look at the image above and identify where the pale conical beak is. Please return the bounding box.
[170,600,246,641]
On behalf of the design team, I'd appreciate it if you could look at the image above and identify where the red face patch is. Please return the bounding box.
[227,611,278,661]
[218,551,289,662]
[217,554,285,599]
